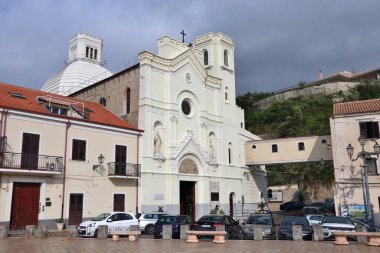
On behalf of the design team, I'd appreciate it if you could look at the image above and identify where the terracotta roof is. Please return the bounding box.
[0,82,142,132]
[333,99,380,116]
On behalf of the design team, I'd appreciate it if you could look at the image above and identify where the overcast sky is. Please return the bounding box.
[1,0,380,95]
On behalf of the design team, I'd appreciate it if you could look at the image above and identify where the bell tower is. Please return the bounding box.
[68,33,103,65]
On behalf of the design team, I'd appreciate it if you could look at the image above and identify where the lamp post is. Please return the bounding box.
[346,136,380,226]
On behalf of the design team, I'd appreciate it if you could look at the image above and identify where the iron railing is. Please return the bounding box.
[107,162,140,177]
[0,152,64,172]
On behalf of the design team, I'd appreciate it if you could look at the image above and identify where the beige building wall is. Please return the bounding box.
[330,113,380,225]
[0,109,140,228]
[245,135,333,165]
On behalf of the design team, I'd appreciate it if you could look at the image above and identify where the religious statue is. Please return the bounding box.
[209,138,216,163]
[154,130,162,156]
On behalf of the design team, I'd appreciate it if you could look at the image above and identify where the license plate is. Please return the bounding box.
[201,225,211,228]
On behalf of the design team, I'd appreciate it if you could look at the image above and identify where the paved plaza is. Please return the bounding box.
[0,238,379,253]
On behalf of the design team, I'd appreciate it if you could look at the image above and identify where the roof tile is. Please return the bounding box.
[333,98,380,116]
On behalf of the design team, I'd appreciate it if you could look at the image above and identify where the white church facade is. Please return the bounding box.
[48,32,266,220]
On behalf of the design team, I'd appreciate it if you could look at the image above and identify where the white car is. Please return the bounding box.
[306,214,324,226]
[322,216,356,239]
[78,212,138,237]
[138,212,168,235]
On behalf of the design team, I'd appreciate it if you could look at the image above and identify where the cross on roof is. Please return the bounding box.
[180,30,186,43]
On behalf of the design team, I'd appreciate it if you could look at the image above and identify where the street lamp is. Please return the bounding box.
[346,136,380,227]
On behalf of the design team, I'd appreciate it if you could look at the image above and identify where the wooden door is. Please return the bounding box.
[21,133,40,169]
[10,183,40,230]
[180,181,195,220]
[113,194,125,212]
[68,194,83,225]
[115,145,127,175]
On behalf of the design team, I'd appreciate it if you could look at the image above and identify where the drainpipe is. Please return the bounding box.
[1,109,8,138]
[0,110,3,138]
[61,120,71,219]
[136,132,140,215]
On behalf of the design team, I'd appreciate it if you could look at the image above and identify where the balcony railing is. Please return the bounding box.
[107,162,140,178]
[0,152,64,172]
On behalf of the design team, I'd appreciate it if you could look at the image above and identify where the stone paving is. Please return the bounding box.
[0,237,380,253]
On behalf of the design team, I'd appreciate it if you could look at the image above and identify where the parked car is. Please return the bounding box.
[279,201,305,211]
[278,216,312,240]
[309,202,335,214]
[321,216,356,240]
[305,214,324,226]
[192,214,242,239]
[138,212,168,235]
[77,212,138,237]
[243,214,275,239]
[153,215,193,239]
[302,205,334,216]
[350,218,380,232]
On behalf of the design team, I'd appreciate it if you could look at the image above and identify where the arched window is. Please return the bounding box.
[203,49,208,66]
[298,142,305,151]
[225,86,229,101]
[228,142,232,164]
[99,97,106,106]
[126,88,131,114]
[224,49,229,67]
[272,144,278,153]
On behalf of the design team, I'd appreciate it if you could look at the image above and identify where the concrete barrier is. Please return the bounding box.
[163,225,172,239]
[0,225,9,238]
[180,225,190,240]
[253,225,263,240]
[25,225,36,238]
[35,225,48,238]
[97,225,108,239]
[313,225,324,241]
[292,225,302,241]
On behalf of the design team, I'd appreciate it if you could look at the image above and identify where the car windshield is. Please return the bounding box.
[323,217,354,225]
[309,215,323,221]
[282,217,309,226]
[158,216,177,223]
[198,216,224,222]
[93,213,110,221]
[247,216,272,225]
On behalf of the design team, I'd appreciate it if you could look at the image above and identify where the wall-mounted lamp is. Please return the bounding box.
[93,154,105,170]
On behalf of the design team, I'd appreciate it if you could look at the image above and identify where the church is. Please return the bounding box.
[44,32,266,220]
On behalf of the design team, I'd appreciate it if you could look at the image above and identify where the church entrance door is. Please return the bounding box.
[180,181,195,220]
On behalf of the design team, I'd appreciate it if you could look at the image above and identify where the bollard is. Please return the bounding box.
[36,225,48,239]
[67,225,79,238]
[163,225,172,239]
[292,225,302,241]
[25,225,36,238]
[356,225,367,244]
[97,225,108,239]
[180,225,190,240]
[130,225,139,231]
[215,225,225,231]
[253,225,263,240]
[0,225,9,238]
[312,225,324,241]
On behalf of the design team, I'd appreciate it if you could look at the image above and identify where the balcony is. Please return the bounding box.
[0,152,64,175]
[107,162,140,179]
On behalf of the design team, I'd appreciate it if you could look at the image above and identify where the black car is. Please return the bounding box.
[153,215,193,239]
[243,214,275,239]
[278,216,312,240]
[279,201,305,211]
[309,202,335,214]
[192,214,242,239]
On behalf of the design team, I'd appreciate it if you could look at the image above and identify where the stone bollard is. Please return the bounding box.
[67,225,79,238]
[253,225,263,240]
[0,225,9,238]
[162,225,172,239]
[97,225,108,239]
[130,225,139,231]
[292,225,302,241]
[356,225,367,244]
[35,225,48,239]
[180,225,190,240]
[312,225,324,241]
[25,225,36,238]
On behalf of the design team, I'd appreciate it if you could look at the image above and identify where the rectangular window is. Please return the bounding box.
[72,139,86,161]
[365,158,378,175]
[211,192,219,201]
[113,194,125,212]
[90,48,93,59]
[359,121,379,139]
[86,47,89,58]
[94,49,98,60]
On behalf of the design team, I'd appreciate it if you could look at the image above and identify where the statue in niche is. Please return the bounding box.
[209,138,216,163]
[154,130,162,156]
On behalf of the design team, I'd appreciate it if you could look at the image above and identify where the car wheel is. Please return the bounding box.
[145,224,155,235]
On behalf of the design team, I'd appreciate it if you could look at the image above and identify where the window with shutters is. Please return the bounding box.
[359,121,379,139]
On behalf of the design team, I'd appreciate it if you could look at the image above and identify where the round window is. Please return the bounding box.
[181,100,191,116]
